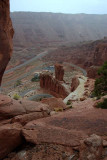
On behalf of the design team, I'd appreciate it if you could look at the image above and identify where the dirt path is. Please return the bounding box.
[64,76,87,103]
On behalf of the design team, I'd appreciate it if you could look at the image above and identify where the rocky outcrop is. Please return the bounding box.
[71,76,80,92]
[40,72,69,98]
[42,97,67,111]
[87,66,99,79]
[93,43,107,66]
[0,0,14,85]
[79,134,103,160]
[22,102,107,148]
[0,94,50,159]
[55,64,64,81]
[0,94,49,121]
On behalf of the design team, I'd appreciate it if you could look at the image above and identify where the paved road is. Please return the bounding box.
[5,49,55,74]
[64,62,87,76]
[28,94,53,101]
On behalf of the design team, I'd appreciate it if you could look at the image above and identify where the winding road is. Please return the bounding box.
[5,49,55,74]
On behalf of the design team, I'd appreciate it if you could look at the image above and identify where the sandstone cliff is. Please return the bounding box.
[0,0,14,85]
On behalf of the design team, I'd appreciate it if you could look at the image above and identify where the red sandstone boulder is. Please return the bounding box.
[41,97,67,110]
[0,94,49,120]
[0,123,22,159]
[0,0,14,85]
[71,76,79,92]
[55,64,64,81]
[11,112,49,126]
[22,120,81,147]
[79,134,103,160]
[0,95,26,120]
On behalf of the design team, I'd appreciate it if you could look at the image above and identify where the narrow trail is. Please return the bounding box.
[64,76,87,103]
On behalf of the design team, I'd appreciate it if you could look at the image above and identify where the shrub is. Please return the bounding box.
[13,93,21,100]
[54,108,63,112]
[96,98,107,109]
[66,100,71,105]
[69,105,73,109]
[31,77,40,82]
[15,80,22,87]
[93,61,107,97]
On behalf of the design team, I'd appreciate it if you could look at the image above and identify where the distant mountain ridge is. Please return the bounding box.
[11,12,107,47]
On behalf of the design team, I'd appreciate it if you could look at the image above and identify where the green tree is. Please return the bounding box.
[93,61,107,97]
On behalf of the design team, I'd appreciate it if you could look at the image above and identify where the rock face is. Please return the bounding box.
[71,76,80,92]
[40,72,69,98]
[0,0,14,85]
[79,134,103,160]
[55,64,64,81]
[0,123,22,159]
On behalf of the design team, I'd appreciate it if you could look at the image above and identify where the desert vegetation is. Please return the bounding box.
[93,61,107,97]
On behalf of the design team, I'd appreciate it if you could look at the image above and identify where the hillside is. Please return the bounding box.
[43,38,107,78]
[11,12,107,47]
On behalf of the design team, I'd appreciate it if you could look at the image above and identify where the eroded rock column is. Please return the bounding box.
[0,0,14,85]
[55,64,64,81]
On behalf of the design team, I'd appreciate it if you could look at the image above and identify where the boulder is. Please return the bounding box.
[42,97,67,111]
[71,76,79,92]
[0,123,22,159]
[11,112,49,126]
[79,134,103,160]
[0,94,49,120]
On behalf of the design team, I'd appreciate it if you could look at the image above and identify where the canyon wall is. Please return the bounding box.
[0,0,14,85]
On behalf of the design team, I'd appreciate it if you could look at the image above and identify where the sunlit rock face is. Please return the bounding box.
[0,0,14,85]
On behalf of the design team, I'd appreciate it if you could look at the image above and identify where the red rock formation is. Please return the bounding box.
[0,0,14,85]
[87,66,99,79]
[0,94,49,120]
[55,64,64,81]
[40,72,69,99]
[42,97,67,110]
[0,94,50,159]
[71,76,80,92]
